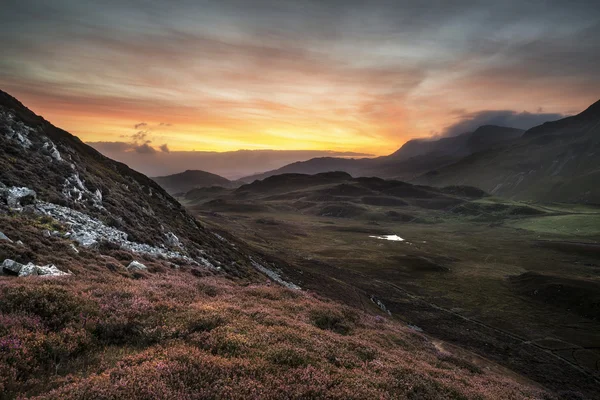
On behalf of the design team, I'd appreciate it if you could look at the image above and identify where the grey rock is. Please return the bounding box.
[165,231,181,247]
[2,259,24,275]
[16,240,24,245]
[33,201,203,264]
[127,260,148,271]
[1,259,69,277]
[0,231,12,242]
[70,243,80,254]
[35,264,69,276]
[250,258,300,290]
[42,141,62,161]
[1,187,36,209]
[19,263,38,277]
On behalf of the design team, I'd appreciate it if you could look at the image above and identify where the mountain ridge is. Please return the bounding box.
[153,169,232,195]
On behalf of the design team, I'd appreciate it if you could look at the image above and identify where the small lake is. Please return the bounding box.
[369,234,404,242]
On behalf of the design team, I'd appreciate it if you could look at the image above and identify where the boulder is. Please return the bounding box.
[127,260,148,271]
[0,231,12,242]
[19,263,38,277]
[2,259,24,275]
[36,264,69,276]
[71,231,98,247]
[165,231,181,247]
[1,259,69,277]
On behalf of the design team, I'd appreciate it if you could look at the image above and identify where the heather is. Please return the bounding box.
[0,266,551,400]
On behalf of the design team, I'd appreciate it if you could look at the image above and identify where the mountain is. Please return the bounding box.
[417,99,600,203]
[239,125,524,183]
[0,89,265,277]
[388,125,524,161]
[153,169,231,195]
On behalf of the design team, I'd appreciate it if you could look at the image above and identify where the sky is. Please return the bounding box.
[1,0,599,157]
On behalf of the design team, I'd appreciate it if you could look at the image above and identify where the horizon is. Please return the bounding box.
[2,1,599,159]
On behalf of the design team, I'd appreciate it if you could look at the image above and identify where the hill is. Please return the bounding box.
[153,169,231,195]
[417,99,600,203]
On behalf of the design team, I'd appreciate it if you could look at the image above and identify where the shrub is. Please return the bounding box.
[266,345,312,368]
[309,307,355,335]
[0,285,97,330]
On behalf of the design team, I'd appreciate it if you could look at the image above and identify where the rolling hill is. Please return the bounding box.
[153,169,232,195]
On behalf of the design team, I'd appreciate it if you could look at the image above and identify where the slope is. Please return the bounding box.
[417,99,600,203]
[153,169,232,195]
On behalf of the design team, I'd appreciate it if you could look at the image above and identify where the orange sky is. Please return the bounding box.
[1,1,599,156]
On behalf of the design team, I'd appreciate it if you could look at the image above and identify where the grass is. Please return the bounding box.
[508,214,600,237]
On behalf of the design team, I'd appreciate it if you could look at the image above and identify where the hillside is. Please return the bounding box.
[417,99,600,203]
[388,125,524,160]
[240,126,524,183]
[153,169,231,195]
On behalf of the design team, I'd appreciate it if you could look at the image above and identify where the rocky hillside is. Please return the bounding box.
[417,99,600,203]
[0,89,287,279]
[153,169,232,195]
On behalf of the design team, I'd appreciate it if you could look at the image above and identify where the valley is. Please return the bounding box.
[179,173,600,396]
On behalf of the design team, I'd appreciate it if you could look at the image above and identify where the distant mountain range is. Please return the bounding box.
[417,99,600,203]
[234,100,600,204]
[240,125,527,184]
[153,170,232,195]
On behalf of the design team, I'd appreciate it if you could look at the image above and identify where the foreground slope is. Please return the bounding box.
[153,169,232,195]
[418,99,600,203]
[0,90,552,399]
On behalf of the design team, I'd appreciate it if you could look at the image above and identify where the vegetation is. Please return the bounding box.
[0,270,552,399]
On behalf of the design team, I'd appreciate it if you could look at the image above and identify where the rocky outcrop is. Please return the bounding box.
[0,186,36,209]
[250,258,300,290]
[127,260,147,271]
[0,108,34,149]
[1,259,70,277]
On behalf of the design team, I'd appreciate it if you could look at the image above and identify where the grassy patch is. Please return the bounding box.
[509,214,600,236]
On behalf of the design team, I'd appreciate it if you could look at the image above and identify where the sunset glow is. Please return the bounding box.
[2,1,599,156]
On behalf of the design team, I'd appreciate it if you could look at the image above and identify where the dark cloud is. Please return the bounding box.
[134,122,147,129]
[134,143,157,154]
[131,131,148,141]
[159,144,170,153]
[441,110,566,137]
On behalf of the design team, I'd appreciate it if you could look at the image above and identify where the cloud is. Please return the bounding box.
[159,144,170,153]
[1,0,598,154]
[440,110,566,137]
[86,143,374,178]
[134,143,157,154]
[132,131,148,141]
